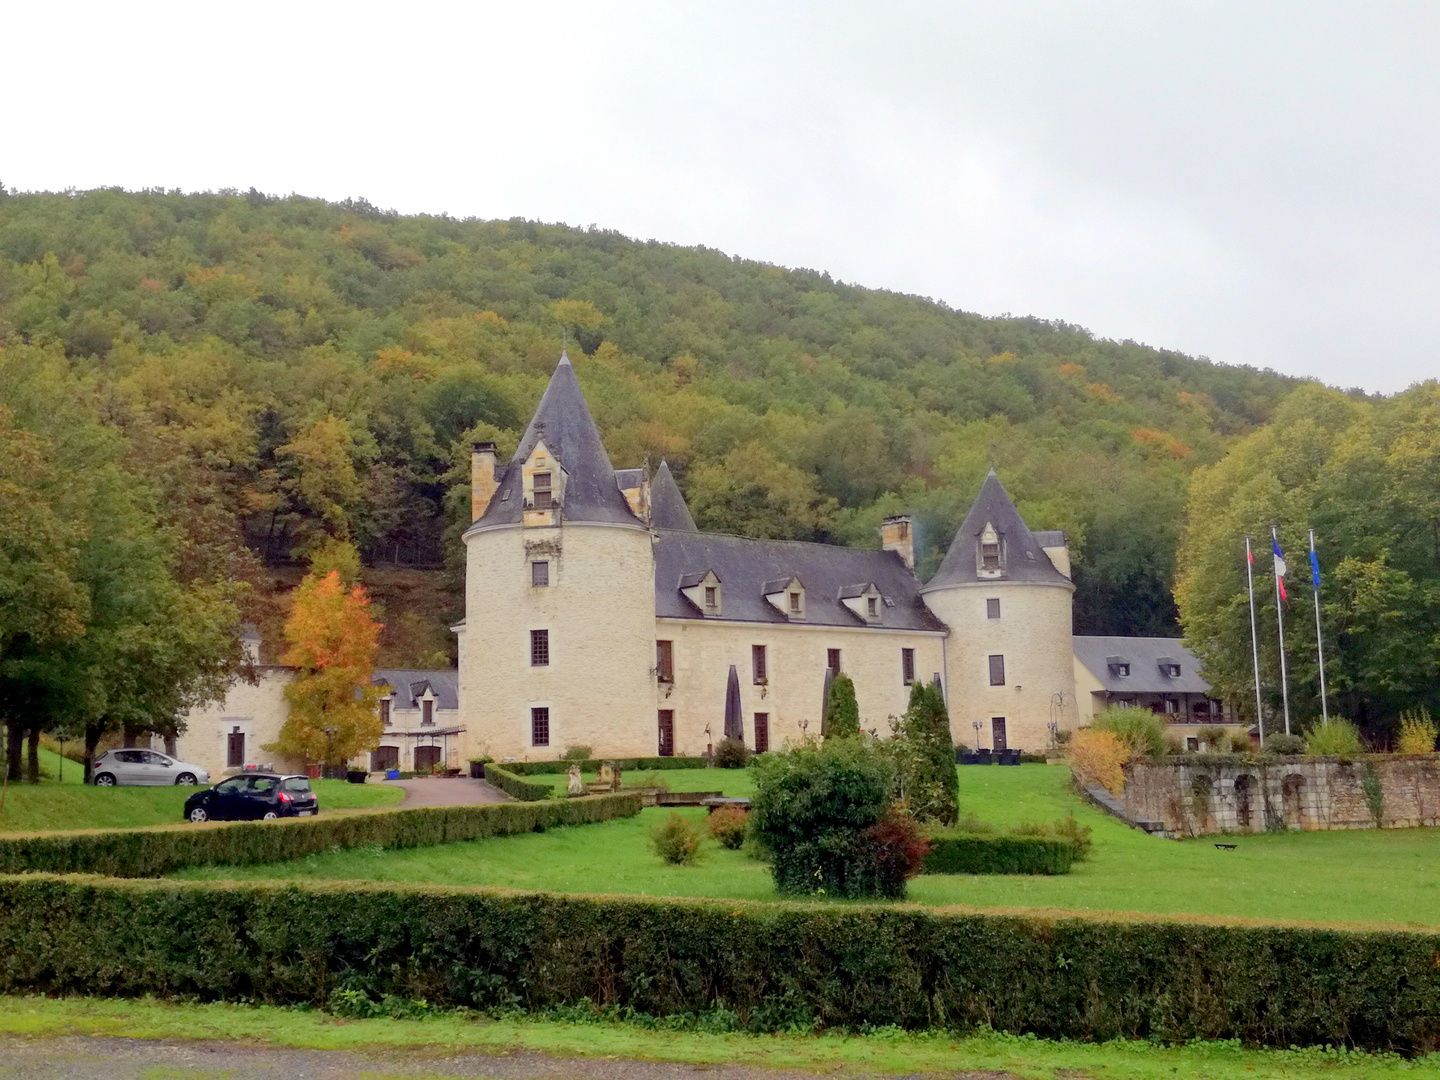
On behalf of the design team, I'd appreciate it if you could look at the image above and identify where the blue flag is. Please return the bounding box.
[1310,548,1321,592]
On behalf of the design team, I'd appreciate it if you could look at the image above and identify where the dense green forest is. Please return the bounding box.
[0,187,1303,662]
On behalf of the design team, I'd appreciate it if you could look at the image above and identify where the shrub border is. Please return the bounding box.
[0,876,1437,1052]
[0,794,641,878]
[923,833,1075,875]
[482,763,554,801]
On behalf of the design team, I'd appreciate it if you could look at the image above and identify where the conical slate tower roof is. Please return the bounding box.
[470,352,644,529]
[923,470,1071,590]
[649,460,698,531]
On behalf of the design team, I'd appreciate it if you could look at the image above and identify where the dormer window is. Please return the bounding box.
[1163,664,1181,677]
[680,569,722,616]
[533,472,553,509]
[839,582,883,624]
[422,698,434,726]
[379,697,391,727]
[789,593,800,613]
[1116,664,1130,677]
[977,522,1004,578]
[867,597,877,618]
[764,576,805,619]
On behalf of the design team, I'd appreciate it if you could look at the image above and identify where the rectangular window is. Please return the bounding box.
[901,648,915,686]
[988,654,1006,686]
[991,717,1008,751]
[530,629,550,666]
[867,596,878,618]
[531,706,550,746]
[752,644,767,684]
[533,472,553,509]
[986,598,1001,619]
[704,586,717,608]
[981,542,1001,570]
[531,561,549,587]
[1186,737,1199,752]
[226,727,245,768]
[789,591,801,613]
[422,699,434,726]
[379,698,391,726]
[1164,698,1180,714]
[657,710,674,757]
[655,639,674,682]
[754,712,770,753]
[827,648,841,673]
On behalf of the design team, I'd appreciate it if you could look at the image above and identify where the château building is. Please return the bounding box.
[457,352,1079,760]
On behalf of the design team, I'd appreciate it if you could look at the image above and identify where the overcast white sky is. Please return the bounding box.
[7,1,1438,393]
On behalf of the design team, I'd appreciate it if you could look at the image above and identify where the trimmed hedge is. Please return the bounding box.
[0,877,1438,1051]
[482,763,554,801]
[923,833,1076,875]
[0,794,641,878]
[503,757,709,775]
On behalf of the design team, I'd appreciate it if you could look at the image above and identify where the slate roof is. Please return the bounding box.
[654,530,947,631]
[467,352,644,531]
[650,460,698,531]
[1072,637,1213,695]
[924,470,1072,590]
[373,669,460,710]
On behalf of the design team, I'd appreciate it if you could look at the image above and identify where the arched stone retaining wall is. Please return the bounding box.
[1122,755,1440,837]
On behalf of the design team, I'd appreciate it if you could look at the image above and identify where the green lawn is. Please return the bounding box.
[524,766,755,796]
[0,776,405,833]
[0,995,1436,1080]
[174,764,1440,927]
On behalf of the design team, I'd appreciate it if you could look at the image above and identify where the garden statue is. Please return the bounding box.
[567,763,583,796]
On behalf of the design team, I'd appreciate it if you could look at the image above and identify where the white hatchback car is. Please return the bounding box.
[92,749,211,787]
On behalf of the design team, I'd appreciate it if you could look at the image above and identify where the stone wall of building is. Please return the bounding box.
[173,668,306,777]
[657,618,947,757]
[923,580,1077,753]
[1123,755,1440,836]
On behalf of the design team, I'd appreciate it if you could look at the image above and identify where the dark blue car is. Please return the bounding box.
[183,773,319,822]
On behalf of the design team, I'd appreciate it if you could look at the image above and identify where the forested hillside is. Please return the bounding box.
[0,187,1301,658]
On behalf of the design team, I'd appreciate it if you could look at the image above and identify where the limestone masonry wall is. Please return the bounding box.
[1124,755,1440,836]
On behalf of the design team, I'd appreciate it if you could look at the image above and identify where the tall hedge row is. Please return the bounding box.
[482,763,555,801]
[0,794,641,878]
[0,876,1437,1051]
[923,833,1076,875]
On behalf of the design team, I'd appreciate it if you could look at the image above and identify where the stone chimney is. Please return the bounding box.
[470,442,499,521]
[880,515,915,571]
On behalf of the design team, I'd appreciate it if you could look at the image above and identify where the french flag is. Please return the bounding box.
[1273,537,1288,604]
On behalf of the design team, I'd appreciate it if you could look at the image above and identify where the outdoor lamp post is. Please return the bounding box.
[972,720,981,749]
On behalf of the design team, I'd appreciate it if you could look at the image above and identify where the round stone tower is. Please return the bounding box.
[459,352,658,761]
[920,470,1077,755]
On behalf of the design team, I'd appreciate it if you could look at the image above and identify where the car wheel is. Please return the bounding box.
[175,772,197,785]
[188,807,209,823]
[94,773,116,787]
[262,811,278,820]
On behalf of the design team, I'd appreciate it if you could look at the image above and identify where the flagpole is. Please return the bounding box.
[1245,536,1266,746]
[1272,526,1292,736]
[1310,529,1329,724]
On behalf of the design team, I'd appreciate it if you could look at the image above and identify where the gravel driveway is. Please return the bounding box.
[383,776,514,807]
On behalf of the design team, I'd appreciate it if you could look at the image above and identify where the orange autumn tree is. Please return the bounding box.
[270,568,383,771]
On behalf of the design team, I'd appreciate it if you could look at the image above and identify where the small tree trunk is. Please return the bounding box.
[122,725,138,749]
[4,721,22,783]
[83,722,105,785]
[25,727,40,784]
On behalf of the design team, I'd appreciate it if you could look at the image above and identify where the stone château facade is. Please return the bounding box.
[456,352,1080,761]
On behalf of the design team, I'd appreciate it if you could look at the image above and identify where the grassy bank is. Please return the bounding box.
[0,777,405,833]
[0,995,1435,1080]
[174,765,1440,927]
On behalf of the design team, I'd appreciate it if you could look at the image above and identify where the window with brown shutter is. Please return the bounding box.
[754,712,769,753]
[988,654,1005,686]
[422,699,434,726]
[379,698,391,726]
[655,640,674,682]
[827,648,841,673]
[752,644,767,684]
[657,710,674,756]
[531,629,549,666]
[901,648,915,685]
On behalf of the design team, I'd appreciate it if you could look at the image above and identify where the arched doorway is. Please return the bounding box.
[1233,774,1253,831]
[1282,773,1306,828]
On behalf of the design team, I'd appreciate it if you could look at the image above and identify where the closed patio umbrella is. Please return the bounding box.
[724,665,744,741]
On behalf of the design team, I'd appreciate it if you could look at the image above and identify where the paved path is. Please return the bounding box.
[0,1036,1018,1079]
[382,775,514,807]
